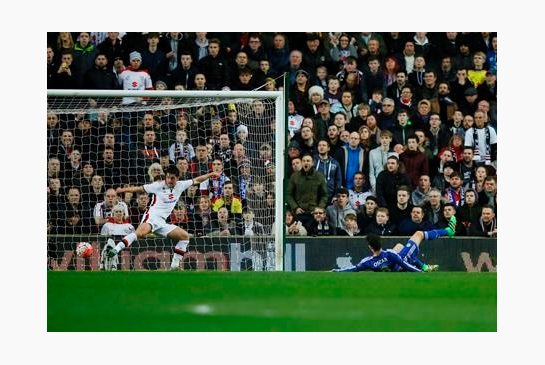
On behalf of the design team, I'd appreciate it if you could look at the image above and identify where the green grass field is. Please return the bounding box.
[48,271,496,332]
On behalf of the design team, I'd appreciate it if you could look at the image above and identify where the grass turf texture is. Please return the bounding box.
[48,271,496,331]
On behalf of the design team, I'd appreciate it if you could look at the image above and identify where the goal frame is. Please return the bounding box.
[47,89,286,271]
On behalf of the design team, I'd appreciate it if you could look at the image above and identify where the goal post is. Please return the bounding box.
[47,89,285,271]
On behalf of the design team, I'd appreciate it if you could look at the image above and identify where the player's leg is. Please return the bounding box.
[164,226,190,270]
[108,223,152,257]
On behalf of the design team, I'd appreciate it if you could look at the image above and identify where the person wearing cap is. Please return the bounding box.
[313,98,333,140]
[459,86,479,116]
[432,160,457,193]
[301,33,331,76]
[305,85,324,117]
[118,50,153,105]
[289,68,312,115]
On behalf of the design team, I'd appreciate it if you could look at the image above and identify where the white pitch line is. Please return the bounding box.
[191,304,214,315]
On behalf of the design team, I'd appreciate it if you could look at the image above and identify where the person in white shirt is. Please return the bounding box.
[118,51,153,105]
[100,204,135,237]
[107,165,219,270]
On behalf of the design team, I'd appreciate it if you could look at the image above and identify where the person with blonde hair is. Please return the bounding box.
[147,162,163,183]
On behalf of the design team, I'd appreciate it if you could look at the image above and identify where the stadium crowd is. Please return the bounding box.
[47,32,497,239]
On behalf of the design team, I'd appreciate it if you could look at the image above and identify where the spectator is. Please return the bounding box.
[313,99,334,140]
[365,207,396,236]
[326,188,357,234]
[287,154,328,228]
[464,110,497,168]
[118,51,153,105]
[209,207,236,237]
[197,38,228,90]
[172,52,198,90]
[457,188,482,234]
[398,205,435,236]
[192,196,213,237]
[267,33,290,76]
[423,188,444,226]
[478,176,497,213]
[81,175,105,212]
[443,171,465,208]
[431,148,455,182]
[96,146,128,188]
[72,161,95,189]
[337,213,363,236]
[411,175,432,206]
[213,134,233,166]
[459,87,480,116]
[348,171,373,211]
[436,203,465,236]
[425,113,451,158]
[432,161,457,192]
[329,33,357,71]
[357,195,379,232]
[400,134,429,189]
[238,209,266,236]
[306,207,333,236]
[93,188,129,228]
[100,204,135,237]
[97,32,123,69]
[83,52,119,89]
[72,32,98,87]
[128,192,149,228]
[59,187,92,234]
[211,181,243,222]
[335,131,367,190]
[50,129,76,169]
[391,109,415,147]
[375,155,411,208]
[51,51,78,89]
[146,162,163,183]
[285,209,308,236]
[388,185,413,226]
[201,159,230,200]
[368,129,394,193]
[168,129,195,164]
[313,139,342,203]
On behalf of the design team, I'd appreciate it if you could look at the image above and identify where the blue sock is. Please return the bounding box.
[424,229,448,240]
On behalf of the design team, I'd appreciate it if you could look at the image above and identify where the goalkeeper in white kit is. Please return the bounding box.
[107,165,220,269]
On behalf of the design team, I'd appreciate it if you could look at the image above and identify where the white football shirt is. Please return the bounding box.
[143,179,194,220]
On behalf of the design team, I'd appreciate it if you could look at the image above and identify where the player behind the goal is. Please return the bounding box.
[107,165,220,269]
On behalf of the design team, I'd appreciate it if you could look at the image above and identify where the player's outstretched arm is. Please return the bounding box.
[193,171,221,185]
[116,186,146,194]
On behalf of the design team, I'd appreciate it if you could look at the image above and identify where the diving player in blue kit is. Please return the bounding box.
[332,216,457,272]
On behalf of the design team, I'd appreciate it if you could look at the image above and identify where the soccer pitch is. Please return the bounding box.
[48,271,496,331]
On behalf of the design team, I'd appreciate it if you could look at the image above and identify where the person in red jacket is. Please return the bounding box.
[399,134,429,188]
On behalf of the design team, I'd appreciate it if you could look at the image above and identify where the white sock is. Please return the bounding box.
[171,240,189,269]
[175,240,189,252]
[115,233,137,253]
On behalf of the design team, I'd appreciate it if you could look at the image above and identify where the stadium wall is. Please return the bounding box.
[285,237,497,272]
[48,235,496,272]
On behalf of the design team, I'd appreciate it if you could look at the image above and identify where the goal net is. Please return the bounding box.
[47,90,285,271]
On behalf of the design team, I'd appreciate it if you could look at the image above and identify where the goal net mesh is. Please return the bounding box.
[47,92,280,271]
